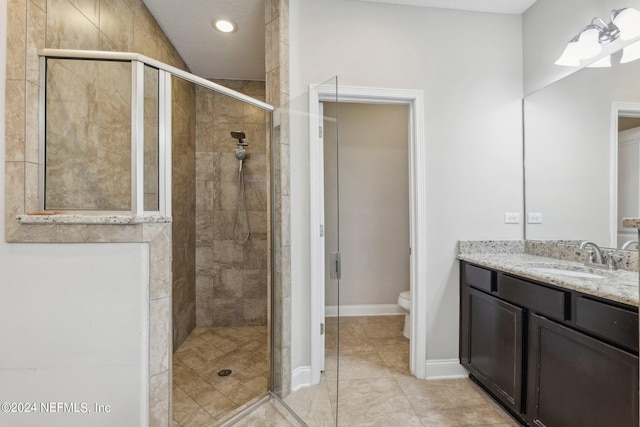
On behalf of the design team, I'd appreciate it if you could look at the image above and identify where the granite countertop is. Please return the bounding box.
[16,214,172,225]
[457,252,639,307]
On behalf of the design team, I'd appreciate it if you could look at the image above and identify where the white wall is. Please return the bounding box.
[0,2,150,425]
[289,0,524,370]
[523,0,640,95]
[323,102,410,307]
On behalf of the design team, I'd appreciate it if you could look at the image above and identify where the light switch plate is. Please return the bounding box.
[528,213,543,224]
[505,213,520,224]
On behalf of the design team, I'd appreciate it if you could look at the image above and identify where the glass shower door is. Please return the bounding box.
[271,76,340,426]
[321,77,341,426]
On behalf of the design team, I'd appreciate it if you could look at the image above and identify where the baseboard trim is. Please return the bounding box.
[291,366,312,392]
[325,304,404,317]
[425,359,469,379]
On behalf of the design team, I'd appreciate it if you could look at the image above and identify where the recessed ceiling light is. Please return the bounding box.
[213,19,237,33]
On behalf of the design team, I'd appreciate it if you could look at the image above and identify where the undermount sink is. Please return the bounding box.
[526,264,605,279]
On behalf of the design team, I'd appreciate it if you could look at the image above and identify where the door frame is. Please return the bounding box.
[308,84,426,383]
[609,102,640,248]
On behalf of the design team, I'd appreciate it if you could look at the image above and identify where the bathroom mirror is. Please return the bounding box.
[524,52,640,249]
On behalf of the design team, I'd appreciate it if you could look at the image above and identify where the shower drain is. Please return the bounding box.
[217,369,232,377]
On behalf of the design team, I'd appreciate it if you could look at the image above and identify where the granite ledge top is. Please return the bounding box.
[458,252,638,307]
[16,214,172,225]
[623,218,640,229]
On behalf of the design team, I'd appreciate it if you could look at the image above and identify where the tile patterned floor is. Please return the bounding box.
[281,315,522,427]
[172,316,521,427]
[172,325,269,426]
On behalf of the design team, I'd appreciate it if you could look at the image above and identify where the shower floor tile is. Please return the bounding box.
[172,325,268,426]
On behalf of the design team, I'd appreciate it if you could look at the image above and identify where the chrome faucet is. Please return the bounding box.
[579,241,604,264]
[622,240,638,251]
[579,241,617,270]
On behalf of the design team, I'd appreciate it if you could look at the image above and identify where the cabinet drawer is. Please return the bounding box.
[575,297,639,353]
[498,275,567,320]
[465,264,495,293]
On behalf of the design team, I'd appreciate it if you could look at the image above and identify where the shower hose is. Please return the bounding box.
[231,159,251,245]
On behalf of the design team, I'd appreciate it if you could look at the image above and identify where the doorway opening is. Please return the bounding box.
[309,85,427,385]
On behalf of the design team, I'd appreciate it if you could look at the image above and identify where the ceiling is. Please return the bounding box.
[358,0,539,14]
[142,0,538,81]
[142,0,266,80]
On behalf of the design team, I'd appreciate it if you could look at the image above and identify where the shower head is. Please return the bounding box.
[231,131,248,146]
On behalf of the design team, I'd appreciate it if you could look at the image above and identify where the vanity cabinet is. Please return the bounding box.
[459,261,639,427]
[466,287,523,414]
[527,313,638,427]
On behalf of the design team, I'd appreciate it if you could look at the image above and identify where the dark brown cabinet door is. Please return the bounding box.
[527,313,639,427]
[467,287,524,414]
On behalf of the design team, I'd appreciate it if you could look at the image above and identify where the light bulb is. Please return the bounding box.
[555,40,582,66]
[575,27,602,59]
[613,8,640,40]
[213,19,236,33]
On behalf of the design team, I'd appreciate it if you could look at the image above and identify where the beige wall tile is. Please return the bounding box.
[213,93,244,123]
[195,295,214,326]
[150,297,170,375]
[149,371,170,427]
[213,298,243,326]
[5,162,26,238]
[5,80,26,162]
[55,224,142,242]
[213,240,244,270]
[26,1,45,84]
[265,68,280,108]
[99,0,134,51]
[24,81,39,163]
[265,18,279,74]
[30,0,46,11]
[149,226,171,300]
[213,268,243,298]
[7,223,57,242]
[7,0,27,80]
[244,298,267,325]
[195,122,215,152]
[67,0,99,24]
[213,210,233,241]
[24,161,39,212]
[195,210,214,247]
[47,0,100,50]
[195,246,214,276]
[244,269,267,298]
[195,275,214,297]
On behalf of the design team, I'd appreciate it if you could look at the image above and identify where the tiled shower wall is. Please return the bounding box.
[5,0,197,350]
[44,59,132,210]
[195,80,268,327]
[171,76,196,350]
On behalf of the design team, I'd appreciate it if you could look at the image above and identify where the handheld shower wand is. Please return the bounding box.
[230,131,250,244]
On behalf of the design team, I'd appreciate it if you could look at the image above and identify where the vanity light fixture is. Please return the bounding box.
[621,39,640,63]
[556,7,640,67]
[212,19,237,33]
[587,54,612,68]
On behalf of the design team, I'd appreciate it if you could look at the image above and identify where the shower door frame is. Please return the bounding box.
[308,84,427,383]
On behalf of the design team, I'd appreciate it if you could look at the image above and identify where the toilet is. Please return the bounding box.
[397,290,411,339]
